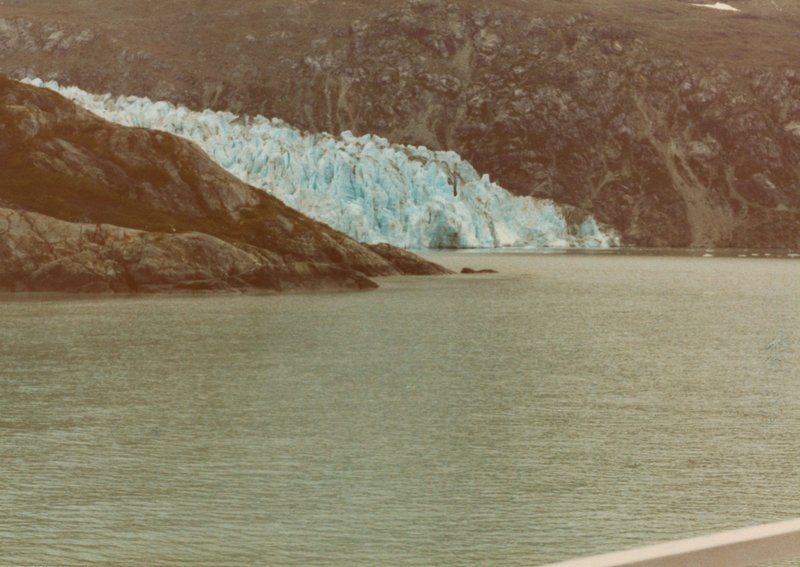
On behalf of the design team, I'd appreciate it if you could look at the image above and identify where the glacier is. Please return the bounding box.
[25,78,619,249]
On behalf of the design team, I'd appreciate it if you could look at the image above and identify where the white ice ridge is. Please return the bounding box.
[25,78,620,249]
[690,2,740,11]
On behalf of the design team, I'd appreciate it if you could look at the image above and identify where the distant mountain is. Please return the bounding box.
[0,77,448,292]
[3,0,800,247]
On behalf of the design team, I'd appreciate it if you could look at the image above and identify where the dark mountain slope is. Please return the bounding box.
[3,0,800,246]
[0,77,448,292]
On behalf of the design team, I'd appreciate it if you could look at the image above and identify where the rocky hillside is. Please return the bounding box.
[3,0,800,247]
[0,77,448,292]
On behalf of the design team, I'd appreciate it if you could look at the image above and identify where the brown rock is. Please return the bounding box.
[0,77,447,292]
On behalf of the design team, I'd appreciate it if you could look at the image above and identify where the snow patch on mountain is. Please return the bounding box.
[690,3,740,12]
[25,78,619,249]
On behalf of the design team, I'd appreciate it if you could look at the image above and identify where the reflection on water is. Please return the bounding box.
[1,252,799,565]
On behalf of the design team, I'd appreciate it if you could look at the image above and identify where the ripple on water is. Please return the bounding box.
[1,251,799,565]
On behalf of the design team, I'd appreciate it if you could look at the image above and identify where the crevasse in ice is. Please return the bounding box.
[25,78,620,249]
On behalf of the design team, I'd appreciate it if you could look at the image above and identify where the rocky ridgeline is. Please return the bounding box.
[3,1,800,247]
[0,77,449,292]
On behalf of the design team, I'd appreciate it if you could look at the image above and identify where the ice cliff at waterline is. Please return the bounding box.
[26,79,619,249]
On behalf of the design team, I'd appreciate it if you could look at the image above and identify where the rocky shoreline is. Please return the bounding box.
[0,77,450,293]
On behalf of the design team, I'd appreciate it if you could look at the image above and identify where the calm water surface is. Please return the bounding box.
[2,251,800,566]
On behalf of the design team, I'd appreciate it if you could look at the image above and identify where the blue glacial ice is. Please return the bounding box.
[25,78,619,249]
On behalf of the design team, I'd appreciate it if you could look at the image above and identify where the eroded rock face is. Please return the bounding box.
[271,5,800,248]
[0,77,449,292]
[4,1,800,247]
[0,209,383,292]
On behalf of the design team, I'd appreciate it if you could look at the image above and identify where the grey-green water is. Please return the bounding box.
[2,251,799,566]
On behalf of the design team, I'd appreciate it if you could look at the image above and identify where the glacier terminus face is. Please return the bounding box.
[25,78,620,250]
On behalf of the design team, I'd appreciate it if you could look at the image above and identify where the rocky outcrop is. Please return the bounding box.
[3,1,800,247]
[0,77,449,292]
[366,243,450,275]
[0,209,381,293]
